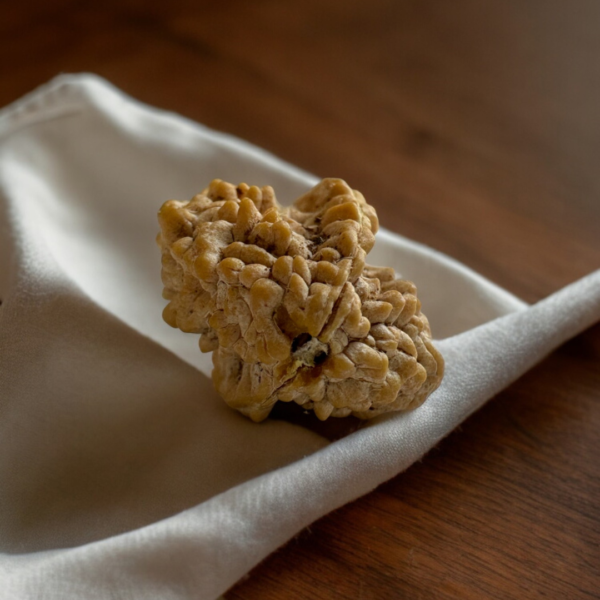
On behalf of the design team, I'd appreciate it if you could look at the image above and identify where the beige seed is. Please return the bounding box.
[157,178,444,421]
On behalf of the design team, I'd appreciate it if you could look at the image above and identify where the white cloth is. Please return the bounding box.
[0,74,598,599]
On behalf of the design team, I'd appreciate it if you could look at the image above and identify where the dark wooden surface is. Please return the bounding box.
[3,1,600,598]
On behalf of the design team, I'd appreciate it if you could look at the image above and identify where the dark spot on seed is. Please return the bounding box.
[292,333,312,352]
[313,351,328,365]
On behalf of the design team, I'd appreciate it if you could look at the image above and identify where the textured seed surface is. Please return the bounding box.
[157,178,444,422]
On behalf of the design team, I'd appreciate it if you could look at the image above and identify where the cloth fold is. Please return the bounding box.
[0,75,598,599]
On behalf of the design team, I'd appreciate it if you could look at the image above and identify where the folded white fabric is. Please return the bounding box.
[0,75,598,599]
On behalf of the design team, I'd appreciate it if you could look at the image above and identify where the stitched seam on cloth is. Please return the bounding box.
[0,77,88,139]
[1,73,319,198]
[0,106,83,139]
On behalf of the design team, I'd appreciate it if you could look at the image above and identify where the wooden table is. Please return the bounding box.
[3,1,599,598]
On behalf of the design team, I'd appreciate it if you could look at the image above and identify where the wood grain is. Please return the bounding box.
[2,1,599,598]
